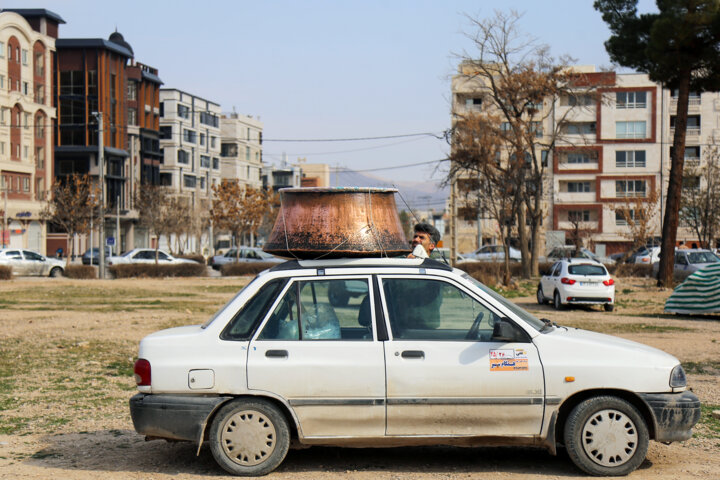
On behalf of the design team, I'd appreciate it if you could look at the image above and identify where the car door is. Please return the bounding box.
[247,276,386,438]
[379,275,544,436]
[23,250,46,276]
[541,262,560,296]
[4,250,26,275]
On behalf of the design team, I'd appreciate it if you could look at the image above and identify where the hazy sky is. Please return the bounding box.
[35,0,657,183]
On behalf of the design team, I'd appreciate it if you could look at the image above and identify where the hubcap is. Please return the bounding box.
[220,409,277,466]
[581,409,638,467]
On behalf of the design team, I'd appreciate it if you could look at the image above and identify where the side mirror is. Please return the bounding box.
[492,318,528,343]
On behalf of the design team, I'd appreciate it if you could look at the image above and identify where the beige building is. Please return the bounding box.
[0,9,61,252]
[220,112,263,189]
[450,63,718,257]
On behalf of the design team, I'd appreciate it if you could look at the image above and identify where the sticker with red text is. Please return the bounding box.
[490,348,529,371]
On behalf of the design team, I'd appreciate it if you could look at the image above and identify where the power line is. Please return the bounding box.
[262,132,447,142]
[330,158,448,173]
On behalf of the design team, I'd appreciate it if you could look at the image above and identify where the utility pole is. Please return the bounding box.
[89,193,94,265]
[92,112,106,279]
[2,185,7,249]
[116,195,120,256]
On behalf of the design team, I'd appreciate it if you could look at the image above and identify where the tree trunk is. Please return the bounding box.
[530,216,541,276]
[517,206,531,278]
[658,72,691,287]
[502,230,511,286]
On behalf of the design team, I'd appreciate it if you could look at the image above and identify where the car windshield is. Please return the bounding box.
[687,251,720,264]
[461,273,545,332]
[568,264,607,276]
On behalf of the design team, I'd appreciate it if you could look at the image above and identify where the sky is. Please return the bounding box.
[33,0,658,186]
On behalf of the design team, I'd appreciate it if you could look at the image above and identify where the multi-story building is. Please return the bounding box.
[450,63,718,258]
[220,112,263,189]
[159,89,222,211]
[0,9,62,253]
[53,30,161,254]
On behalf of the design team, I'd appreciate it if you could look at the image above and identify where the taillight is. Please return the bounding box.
[603,278,615,286]
[642,258,649,262]
[561,277,576,285]
[134,358,151,386]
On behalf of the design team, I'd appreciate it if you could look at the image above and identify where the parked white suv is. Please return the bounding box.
[538,259,615,311]
[130,257,698,476]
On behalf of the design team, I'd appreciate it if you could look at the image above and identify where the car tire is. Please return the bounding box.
[553,291,563,310]
[49,267,63,278]
[536,285,546,305]
[604,303,614,312]
[564,396,649,476]
[209,398,290,477]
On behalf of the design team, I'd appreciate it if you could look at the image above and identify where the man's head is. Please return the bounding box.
[412,223,441,254]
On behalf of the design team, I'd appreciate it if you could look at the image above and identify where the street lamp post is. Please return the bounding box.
[2,185,7,249]
[89,193,94,266]
[92,112,105,279]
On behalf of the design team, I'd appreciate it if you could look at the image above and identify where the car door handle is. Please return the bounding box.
[265,349,288,358]
[401,350,424,359]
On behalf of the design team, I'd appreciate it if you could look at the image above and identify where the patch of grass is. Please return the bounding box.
[105,360,133,377]
[695,404,720,439]
[30,450,61,460]
[621,288,634,294]
[0,416,31,434]
[683,361,720,375]
[561,321,692,334]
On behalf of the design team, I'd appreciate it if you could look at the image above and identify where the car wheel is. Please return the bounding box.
[604,303,615,312]
[49,267,63,278]
[553,291,563,310]
[209,399,290,477]
[564,396,649,476]
[536,285,545,305]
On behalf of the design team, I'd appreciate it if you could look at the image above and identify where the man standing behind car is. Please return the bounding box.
[408,223,441,259]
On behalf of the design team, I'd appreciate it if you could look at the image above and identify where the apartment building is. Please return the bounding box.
[220,112,263,189]
[450,63,718,257]
[159,89,222,211]
[0,9,61,252]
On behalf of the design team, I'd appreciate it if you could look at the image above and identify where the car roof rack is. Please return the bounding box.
[269,257,453,272]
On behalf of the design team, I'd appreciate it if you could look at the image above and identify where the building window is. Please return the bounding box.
[616,91,647,109]
[561,122,596,135]
[683,176,700,191]
[183,129,196,143]
[21,49,28,65]
[160,126,172,139]
[615,210,635,226]
[567,181,591,193]
[178,149,189,164]
[616,121,646,139]
[24,113,30,129]
[87,70,97,96]
[566,152,596,164]
[23,82,29,95]
[464,97,482,111]
[670,115,700,130]
[0,42,4,58]
[23,177,30,192]
[560,93,595,106]
[178,104,190,119]
[127,82,137,100]
[200,155,210,168]
[568,210,590,222]
[35,52,44,76]
[60,98,86,124]
[0,75,4,90]
[616,150,646,168]
[211,136,217,148]
[36,178,44,200]
[200,176,206,189]
[246,146,251,162]
[36,146,44,169]
[183,175,196,188]
[128,108,137,126]
[34,85,45,104]
[199,112,218,127]
[212,157,219,169]
[616,180,646,197]
[200,133,206,146]
[59,71,85,95]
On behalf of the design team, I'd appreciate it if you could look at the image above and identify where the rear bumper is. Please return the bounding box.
[639,391,701,442]
[129,393,232,442]
[565,297,613,305]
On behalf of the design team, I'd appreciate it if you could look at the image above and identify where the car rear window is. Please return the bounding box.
[568,264,607,276]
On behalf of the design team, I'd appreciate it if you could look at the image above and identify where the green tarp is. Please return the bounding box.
[665,263,720,314]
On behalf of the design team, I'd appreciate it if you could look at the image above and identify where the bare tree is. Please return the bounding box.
[453,10,598,277]
[41,174,100,260]
[134,185,175,263]
[680,146,720,249]
[612,188,661,256]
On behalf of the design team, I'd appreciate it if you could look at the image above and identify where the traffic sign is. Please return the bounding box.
[106,236,115,246]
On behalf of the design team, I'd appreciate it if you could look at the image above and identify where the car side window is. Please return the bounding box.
[158,251,170,261]
[382,278,501,341]
[221,279,286,341]
[258,279,373,341]
[6,250,21,259]
[23,251,43,261]
[675,253,688,265]
[551,263,561,276]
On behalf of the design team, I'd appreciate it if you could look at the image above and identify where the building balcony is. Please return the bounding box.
[670,96,701,111]
[670,126,700,139]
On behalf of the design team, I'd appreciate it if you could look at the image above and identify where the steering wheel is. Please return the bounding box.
[465,311,485,340]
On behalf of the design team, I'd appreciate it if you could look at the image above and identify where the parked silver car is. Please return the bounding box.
[463,244,521,262]
[209,246,283,270]
[0,249,65,277]
[653,249,720,279]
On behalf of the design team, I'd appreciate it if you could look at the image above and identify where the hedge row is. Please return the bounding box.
[0,266,11,280]
[64,265,97,279]
[221,262,280,276]
[177,254,206,264]
[110,263,207,278]
[455,261,654,286]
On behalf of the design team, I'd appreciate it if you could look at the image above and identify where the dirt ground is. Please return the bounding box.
[0,275,718,479]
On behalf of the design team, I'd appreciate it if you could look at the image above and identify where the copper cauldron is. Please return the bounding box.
[263,187,411,259]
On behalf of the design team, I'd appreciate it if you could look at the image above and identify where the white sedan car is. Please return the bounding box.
[463,244,521,262]
[0,249,65,277]
[107,248,198,266]
[129,257,697,477]
[538,259,615,311]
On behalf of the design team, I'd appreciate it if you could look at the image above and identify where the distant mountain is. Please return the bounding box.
[330,170,448,215]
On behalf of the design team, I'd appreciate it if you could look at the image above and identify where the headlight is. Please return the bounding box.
[670,364,687,388]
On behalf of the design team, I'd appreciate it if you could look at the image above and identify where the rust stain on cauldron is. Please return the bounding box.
[263,187,411,259]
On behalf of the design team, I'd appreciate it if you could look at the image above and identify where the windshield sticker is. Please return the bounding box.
[490,349,529,371]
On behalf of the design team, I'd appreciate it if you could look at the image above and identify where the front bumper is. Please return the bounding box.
[129,393,232,442]
[639,390,701,442]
